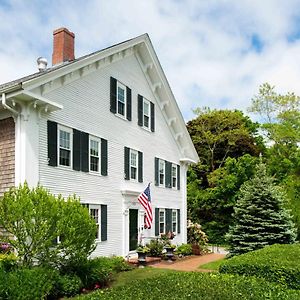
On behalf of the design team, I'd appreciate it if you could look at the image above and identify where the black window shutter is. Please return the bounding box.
[126,87,132,121]
[177,209,180,234]
[101,139,108,176]
[177,165,180,190]
[165,161,172,188]
[138,151,143,183]
[73,129,81,171]
[166,209,172,233]
[81,132,89,172]
[137,94,143,126]
[110,77,117,114]
[155,208,159,236]
[150,102,155,132]
[154,157,159,186]
[101,204,107,241]
[47,121,57,166]
[124,147,130,180]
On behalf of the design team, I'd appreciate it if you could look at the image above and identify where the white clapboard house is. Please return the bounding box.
[0,28,198,257]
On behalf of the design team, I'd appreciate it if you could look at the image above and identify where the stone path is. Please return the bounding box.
[151,253,225,272]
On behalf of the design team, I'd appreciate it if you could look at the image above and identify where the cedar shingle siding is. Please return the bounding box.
[0,117,15,196]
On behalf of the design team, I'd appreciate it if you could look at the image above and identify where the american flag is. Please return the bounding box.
[138,184,153,229]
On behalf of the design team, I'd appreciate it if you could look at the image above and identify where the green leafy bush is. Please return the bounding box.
[54,273,83,297]
[76,272,300,300]
[220,244,300,289]
[187,220,208,246]
[62,256,131,289]
[0,183,97,267]
[0,253,18,271]
[146,239,164,257]
[175,243,192,256]
[0,267,56,299]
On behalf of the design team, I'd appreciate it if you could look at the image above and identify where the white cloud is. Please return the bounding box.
[1,0,300,121]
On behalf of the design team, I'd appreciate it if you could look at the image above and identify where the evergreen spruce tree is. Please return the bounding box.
[226,161,296,256]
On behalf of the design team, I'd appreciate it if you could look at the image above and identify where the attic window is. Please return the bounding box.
[117,82,126,117]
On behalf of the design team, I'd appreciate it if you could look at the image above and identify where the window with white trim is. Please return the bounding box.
[117,81,126,117]
[58,125,72,167]
[159,159,165,186]
[89,205,100,240]
[159,209,165,234]
[143,98,150,129]
[89,136,100,173]
[172,164,177,188]
[172,209,177,233]
[130,149,138,180]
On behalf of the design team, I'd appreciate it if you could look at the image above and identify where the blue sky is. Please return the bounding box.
[1,0,300,121]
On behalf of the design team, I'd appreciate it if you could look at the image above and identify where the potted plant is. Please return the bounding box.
[136,245,150,267]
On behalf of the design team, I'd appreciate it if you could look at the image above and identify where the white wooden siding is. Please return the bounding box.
[37,54,186,256]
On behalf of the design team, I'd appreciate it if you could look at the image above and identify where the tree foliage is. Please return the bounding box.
[188,154,258,243]
[226,162,296,256]
[0,183,96,267]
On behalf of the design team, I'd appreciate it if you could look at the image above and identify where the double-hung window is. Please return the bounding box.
[58,125,72,167]
[117,82,126,117]
[143,98,150,129]
[172,210,177,232]
[130,149,138,180]
[89,205,100,240]
[89,136,100,173]
[159,159,165,186]
[172,164,177,188]
[159,209,165,234]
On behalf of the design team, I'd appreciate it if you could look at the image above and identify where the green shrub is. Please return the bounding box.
[0,253,18,271]
[146,239,164,257]
[62,256,131,289]
[55,273,83,297]
[76,272,300,300]
[175,243,192,256]
[220,244,300,289]
[0,183,97,267]
[1,267,56,299]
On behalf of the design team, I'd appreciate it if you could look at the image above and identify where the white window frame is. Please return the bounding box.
[89,204,101,241]
[172,209,177,233]
[159,208,165,234]
[159,159,165,187]
[142,98,151,130]
[129,149,138,181]
[57,124,73,168]
[116,81,127,118]
[89,135,101,174]
[171,164,177,189]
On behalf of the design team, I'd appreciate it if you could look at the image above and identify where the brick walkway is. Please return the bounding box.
[151,253,225,272]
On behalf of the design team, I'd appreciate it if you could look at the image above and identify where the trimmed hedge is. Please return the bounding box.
[220,244,300,289]
[76,272,300,300]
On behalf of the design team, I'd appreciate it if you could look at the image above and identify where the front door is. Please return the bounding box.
[129,209,138,251]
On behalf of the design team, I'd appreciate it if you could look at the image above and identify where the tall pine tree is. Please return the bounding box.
[226,161,296,256]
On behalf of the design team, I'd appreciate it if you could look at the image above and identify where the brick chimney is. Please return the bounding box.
[52,27,75,65]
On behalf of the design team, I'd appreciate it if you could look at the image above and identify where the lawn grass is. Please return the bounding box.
[110,267,175,288]
[199,258,225,270]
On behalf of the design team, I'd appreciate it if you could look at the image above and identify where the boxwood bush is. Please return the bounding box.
[76,272,300,300]
[219,244,300,289]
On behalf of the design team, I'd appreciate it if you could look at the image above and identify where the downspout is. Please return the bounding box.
[1,93,19,115]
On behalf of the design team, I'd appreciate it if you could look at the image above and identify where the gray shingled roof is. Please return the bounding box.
[0,36,138,92]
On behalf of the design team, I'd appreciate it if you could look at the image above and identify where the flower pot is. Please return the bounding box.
[164,246,175,262]
[137,251,147,267]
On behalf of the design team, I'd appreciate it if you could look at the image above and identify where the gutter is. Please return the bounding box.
[1,93,19,116]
